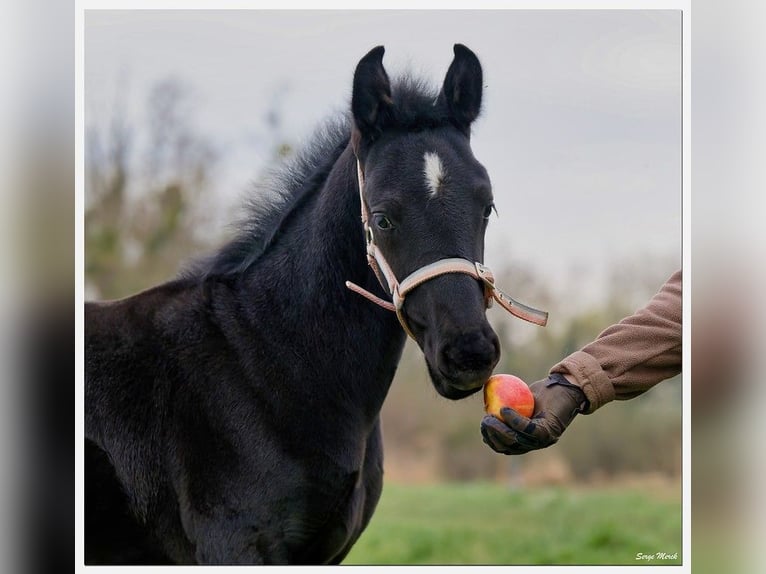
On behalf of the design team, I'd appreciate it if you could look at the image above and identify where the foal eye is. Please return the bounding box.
[373,213,394,230]
[482,203,497,220]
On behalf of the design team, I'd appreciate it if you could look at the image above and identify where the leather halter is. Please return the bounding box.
[345,158,548,340]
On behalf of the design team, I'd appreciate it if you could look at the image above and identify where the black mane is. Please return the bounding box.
[183,115,349,279]
[187,75,455,279]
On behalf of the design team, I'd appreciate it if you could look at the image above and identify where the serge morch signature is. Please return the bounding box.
[636,551,679,561]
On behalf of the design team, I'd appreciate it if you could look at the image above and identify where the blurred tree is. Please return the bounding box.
[381,258,682,484]
[85,78,218,300]
[85,77,296,300]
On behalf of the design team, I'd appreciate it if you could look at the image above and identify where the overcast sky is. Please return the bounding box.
[85,10,681,308]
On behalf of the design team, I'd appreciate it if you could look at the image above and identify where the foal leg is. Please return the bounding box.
[328,418,385,564]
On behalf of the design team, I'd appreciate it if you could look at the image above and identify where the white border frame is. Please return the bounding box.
[75,2,691,572]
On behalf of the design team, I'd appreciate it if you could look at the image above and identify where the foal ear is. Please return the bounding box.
[352,46,393,145]
[440,44,483,133]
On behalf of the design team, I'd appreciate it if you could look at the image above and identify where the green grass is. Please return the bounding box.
[343,482,682,565]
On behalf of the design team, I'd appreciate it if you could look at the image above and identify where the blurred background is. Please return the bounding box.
[1,2,763,572]
[83,9,682,565]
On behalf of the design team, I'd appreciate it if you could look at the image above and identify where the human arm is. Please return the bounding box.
[481,270,682,454]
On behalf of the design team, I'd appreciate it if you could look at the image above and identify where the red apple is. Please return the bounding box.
[483,374,535,419]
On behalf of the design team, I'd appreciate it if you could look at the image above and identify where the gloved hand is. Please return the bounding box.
[480,373,590,455]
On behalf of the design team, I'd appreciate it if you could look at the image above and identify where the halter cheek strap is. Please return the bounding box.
[345,158,548,340]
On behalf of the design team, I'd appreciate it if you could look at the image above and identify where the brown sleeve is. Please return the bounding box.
[549,270,682,413]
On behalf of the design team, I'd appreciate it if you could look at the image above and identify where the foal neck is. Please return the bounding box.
[234,143,406,427]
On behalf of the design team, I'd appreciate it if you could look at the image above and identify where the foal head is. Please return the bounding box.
[351,44,500,400]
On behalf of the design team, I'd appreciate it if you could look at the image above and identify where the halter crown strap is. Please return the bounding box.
[346,158,548,340]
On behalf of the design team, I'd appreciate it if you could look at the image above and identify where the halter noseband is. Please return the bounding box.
[345,158,549,340]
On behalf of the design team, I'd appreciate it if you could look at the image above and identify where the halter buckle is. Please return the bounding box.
[475,262,495,308]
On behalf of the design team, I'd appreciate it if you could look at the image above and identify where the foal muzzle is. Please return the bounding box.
[345,159,548,341]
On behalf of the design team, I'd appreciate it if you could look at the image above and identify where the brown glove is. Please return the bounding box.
[480,373,590,455]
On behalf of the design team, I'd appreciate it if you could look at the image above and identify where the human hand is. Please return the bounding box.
[480,373,589,455]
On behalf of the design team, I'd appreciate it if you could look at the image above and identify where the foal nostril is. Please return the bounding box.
[441,330,500,374]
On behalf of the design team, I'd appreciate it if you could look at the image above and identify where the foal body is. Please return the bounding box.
[86,145,404,564]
